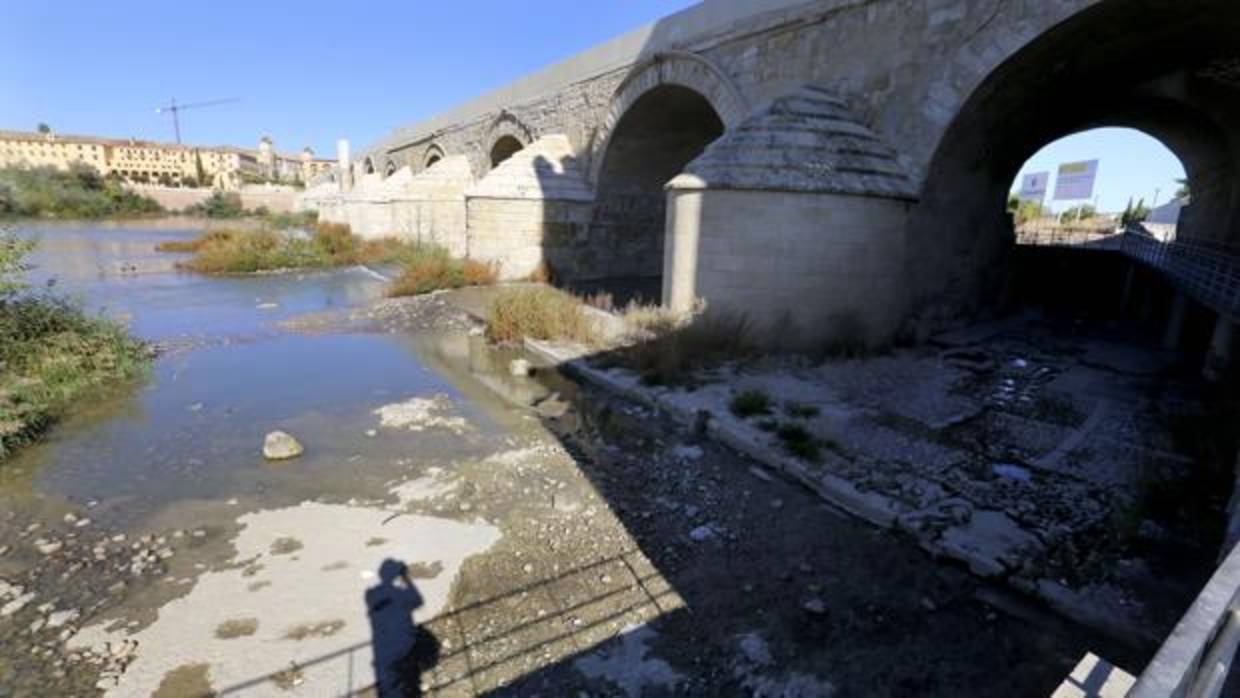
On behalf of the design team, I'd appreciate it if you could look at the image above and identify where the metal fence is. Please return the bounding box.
[1017,224,1240,321]
[1119,231,1240,321]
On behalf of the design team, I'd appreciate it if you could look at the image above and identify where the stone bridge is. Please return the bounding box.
[301,0,1240,348]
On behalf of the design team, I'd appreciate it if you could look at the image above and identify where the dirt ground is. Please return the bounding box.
[0,294,1177,697]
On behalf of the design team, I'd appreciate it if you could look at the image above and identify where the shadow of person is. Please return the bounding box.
[366,559,440,696]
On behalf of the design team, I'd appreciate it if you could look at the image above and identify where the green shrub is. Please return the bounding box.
[775,422,822,462]
[0,234,149,459]
[0,230,35,296]
[0,165,163,219]
[158,223,418,274]
[188,192,245,218]
[785,402,821,419]
[730,390,772,418]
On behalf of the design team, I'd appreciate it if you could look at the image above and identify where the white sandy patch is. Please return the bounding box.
[373,394,470,433]
[73,502,500,697]
[482,446,544,468]
[391,467,460,506]
[573,623,683,697]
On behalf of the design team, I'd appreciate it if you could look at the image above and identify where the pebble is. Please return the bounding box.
[689,525,716,542]
[803,598,828,616]
[35,540,63,556]
[1,593,35,617]
[46,609,79,629]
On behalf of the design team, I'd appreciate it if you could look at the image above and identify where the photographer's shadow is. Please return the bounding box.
[365,559,440,697]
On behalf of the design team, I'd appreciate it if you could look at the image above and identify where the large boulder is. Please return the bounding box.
[263,431,304,460]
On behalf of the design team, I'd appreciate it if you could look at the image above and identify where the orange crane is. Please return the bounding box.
[154,97,240,144]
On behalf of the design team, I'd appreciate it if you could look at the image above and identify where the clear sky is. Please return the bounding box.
[0,0,697,157]
[1011,128,1187,214]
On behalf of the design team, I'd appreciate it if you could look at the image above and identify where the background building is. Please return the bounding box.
[0,129,334,189]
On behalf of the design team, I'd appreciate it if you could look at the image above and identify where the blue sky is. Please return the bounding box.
[1012,128,1186,214]
[0,0,696,157]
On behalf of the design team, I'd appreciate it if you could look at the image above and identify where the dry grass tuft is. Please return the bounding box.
[386,247,497,297]
[525,261,556,285]
[598,311,760,386]
[485,287,595,346]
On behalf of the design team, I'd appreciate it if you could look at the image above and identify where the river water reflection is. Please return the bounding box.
[3,222,528,529]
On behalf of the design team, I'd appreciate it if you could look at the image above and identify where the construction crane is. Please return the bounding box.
[154,97,240,144]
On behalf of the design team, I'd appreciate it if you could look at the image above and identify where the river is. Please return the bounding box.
[3,221,533,530]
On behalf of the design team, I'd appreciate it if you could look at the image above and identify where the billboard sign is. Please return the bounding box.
[1054,160,1099,201]
[1017,171,1049,203]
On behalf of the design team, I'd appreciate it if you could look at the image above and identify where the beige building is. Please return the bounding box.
[0,129,333,188]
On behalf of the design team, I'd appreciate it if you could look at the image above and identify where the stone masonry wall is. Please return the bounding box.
[668,187,912,348]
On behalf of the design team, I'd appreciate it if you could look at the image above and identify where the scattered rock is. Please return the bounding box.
[535,394,570,419]
[35,540,63,556]
[737,632,773,667]
[689,525,717,542]
[803,598,828,616]
[46,609,79,629]
[1,592,35,617]
[263,431,304,460]
[509,358,531,377]
[672,445,704,461]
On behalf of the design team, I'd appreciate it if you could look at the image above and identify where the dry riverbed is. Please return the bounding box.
[0,291,1163,696]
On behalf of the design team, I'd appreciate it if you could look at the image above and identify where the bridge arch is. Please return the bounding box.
[586,78,728,299]
[485,112,534,171]
[588,51,749,186]
[423,143,446,170]
[904,0,1240,325]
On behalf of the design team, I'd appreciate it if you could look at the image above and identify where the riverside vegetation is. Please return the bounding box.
[0,165,163,219]
[0,230,150,459]
[158,223,497,296]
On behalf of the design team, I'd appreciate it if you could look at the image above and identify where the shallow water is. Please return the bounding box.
[3,223,527,530]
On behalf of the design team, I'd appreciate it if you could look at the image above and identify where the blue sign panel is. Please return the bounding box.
[1054,160,1099,201]
[1018,171,1049,202]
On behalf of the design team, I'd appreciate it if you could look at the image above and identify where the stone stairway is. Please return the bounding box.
[1052,653,1136,698]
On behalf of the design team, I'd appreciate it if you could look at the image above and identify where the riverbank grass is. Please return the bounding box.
[159,223,413,274]
[0,233,149,459]
[0,165,163,219]
[162,223,499,296]
[386,247,497,297]
[485,287,595,345]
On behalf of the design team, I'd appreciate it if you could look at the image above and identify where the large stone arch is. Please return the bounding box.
[383,158,398,177]
[903,0,1240,329]
[361,156,376,176]
[588,51,750,186]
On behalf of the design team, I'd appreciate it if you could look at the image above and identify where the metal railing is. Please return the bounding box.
[1017,224,1240,321]
[1119,231,1240,321]
[1129,542,1240,698]
[1016,224,1125,250]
